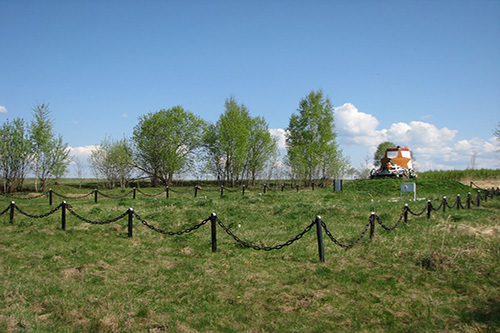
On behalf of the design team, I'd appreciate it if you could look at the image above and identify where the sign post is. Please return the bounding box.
[401,182,416,201]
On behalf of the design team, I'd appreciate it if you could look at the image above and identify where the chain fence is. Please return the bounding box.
[216,216,315,251]
[1,187,499,262]
[14,203,63,219]
[133,211,210,235]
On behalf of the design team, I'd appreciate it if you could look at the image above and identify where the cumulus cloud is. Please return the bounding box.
[334,103,385,145]
[269,128,288,150]
[333,103,497,171]
[0,106,7,113]
[68,145,98,161]
[386,121,457,147]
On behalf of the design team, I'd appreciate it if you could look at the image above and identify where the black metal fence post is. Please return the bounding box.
[61,201,66,230]
[315,216,325,263]
[166,186,169,199]
[484,189,488,203]
[312,182,315,191]
[427,200,432,219]
[477,191,481,207]
[242,185,245,196]
[296,185,300,192]
[94,189,98,203]
[467,192,471,209]
[194,186,198,198]
[443,197,447,213]
[220,185,224,197]
[133,187,136,199]
[210,213,217,253]
[9,201,15,224]
[281,184,285,192]
[49,188,53,206]
[369,212,375,240]
[128,208,133,238]
[456,194,460,210]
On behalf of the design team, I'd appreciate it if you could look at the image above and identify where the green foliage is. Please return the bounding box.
[89,137,134,189]
[0,118,32,192]
[286,90,343,185]
[373,141,395,167]
[203,97,277,186]
[29,103,71,191]
[245,116,277,185]
[133,106,206,186]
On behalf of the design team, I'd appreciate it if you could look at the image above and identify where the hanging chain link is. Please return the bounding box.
[407,205,427,216]
[14,203,63,219]
[133,211,209,235]
[135,189,164,197]
[321,220,371,249]
[52,190,94,199]
[0,204,12,216]
[216,216,314,251]
[375,212,404,231]
[97,190,134,199]
[66,206,128,224]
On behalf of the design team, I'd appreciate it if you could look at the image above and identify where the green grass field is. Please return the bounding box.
[1,179,499,332]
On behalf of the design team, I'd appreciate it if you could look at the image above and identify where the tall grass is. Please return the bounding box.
[0,179,499,331]
[419,168,500,181]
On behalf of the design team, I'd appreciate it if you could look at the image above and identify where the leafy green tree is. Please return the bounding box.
[0,118,32,193]
[89,137,134,188]
[203,97,251,186]
[373,141,395,168]
[286,90,341,185]
[244,116,277,185]
[133,106,206,186]
[29,103,70,191]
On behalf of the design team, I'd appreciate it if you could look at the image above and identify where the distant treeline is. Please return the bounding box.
[418,169,500,181]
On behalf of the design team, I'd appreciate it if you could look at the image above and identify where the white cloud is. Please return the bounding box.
[68,145,98,161]
[386,121,457,147]
[269,128,287,150]
[122,113,128,118]
[334,103,498,171]
[334,103,386,145]
[0,106,7,113]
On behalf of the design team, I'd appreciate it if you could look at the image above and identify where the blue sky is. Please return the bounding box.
[1,0,499,177]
